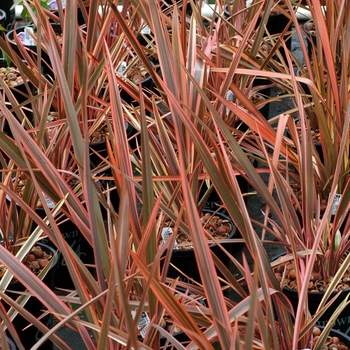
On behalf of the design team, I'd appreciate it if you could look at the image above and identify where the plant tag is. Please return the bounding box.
[331,194,342,215]
[48,0,66,10]
[44,194,55,209]
[161,227,178,248]
[118,61,127,74]
[17,31,25,43]
[226,90,234,115]
[24,26,34,46]
[141,25,151,35]
[48,0,58,10]
[131,311,150,339]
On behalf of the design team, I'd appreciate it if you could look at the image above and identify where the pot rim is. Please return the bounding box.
[271,251,350,297]
[168,209,237,255]
[6,241,59,286]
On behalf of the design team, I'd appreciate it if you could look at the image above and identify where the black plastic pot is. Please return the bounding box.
[6,185,95,290]
[6,22,38,54]
[0,58,35,107]
[0,80,35,137]
[6,242,58,350]
[198,178,247,253]
[284,286,350,336]
[314,141,324,163]
[140,287,205,348]
[224,4,292,59]
[7,176,102,291]
[199,178,248,214]
[160,331,189,349]
[272,253,350,337]
[0,9,6,27]
[1,1,15,29]
[161,0,192,15]
[6,22,62,77]
[37,210,95,290]
[119,64,156,107]
[89,139,108,169]
[257,12,292,59]
[139,328,189,349]
[252,87,270,120]
[318,326,350,346]
[164,210,237,284]
[118,59,157,151]
[89,139,120,214]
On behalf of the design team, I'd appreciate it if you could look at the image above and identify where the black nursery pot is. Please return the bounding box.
[6,243,58,350]
[199,178,248,215]
[140,287,205,348]
[6,23,62,77]
[119,64,156,106]
[314,142,324,163]
[0,9,6,27]
[37,210,95,290]
[165,210,237,284]
[89,139,120,214]
[1,1,15,29]
[283,285,350,336]
[199,179,247,253]
[0,79,35,138]
[271,253,350,337]
[160,331,189,349]
[257,12,292,58]
[138,323,189,349]
[0,59,36,121]
[224,5,292,59]
[89,139,109,169]
[118,60,157,151]
[318,326,350,346]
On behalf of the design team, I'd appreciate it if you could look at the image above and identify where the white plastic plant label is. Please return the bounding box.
[118,61,127,74]
[131,311,150,339]
[141,25,151,35]
[16,31,25,43]
[16,28,34,46]
[44,194,55,209]
[331,194,342,216]
[226,89,234,115]
[48,0,66,10]
[24,26,35,46]
[161,227,178,248]
[48,0,58,10]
